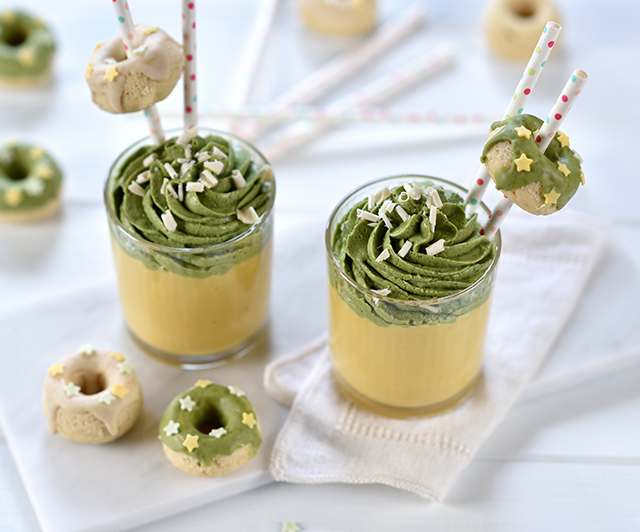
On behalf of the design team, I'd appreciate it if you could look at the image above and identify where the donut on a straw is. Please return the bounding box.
[85,26,184,113]
[481,114,583,215]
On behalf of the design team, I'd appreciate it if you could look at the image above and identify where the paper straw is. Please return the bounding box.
[236,2,427,140]
[465,21,562,212]
[111,0,164,144]
[536,69,588,152]
[227,0,281,131]
[260,43,455,160]
[183,0,197,131]
[482,68,587,240]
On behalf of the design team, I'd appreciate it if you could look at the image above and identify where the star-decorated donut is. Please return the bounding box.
[159,381,262,477]
[481,114,583,216]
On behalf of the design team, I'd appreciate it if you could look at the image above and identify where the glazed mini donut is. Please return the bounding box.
[481,114,583,215]
[0,141,62,223]
[85,25,184,114]
[0,10,55,87]
[159,381,262,477]
[483,0,561,61]
[298,0,376,36]
[43,346,143,444]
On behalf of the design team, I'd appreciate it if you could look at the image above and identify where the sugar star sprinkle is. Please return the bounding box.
[556,130,570,148]
[34,165,53,179]
[242,412,257,429]
[104,66,119,82]
[64,382,81,397]
[557,162,571,177]
[143,26,158,35]
[514,153,533,172]
[112,383,129,399]
[282,522,300,532]
[117,362,133,374]
[228,385,245,397]
[5,188,23,206]
[18,48,36,67]
[48,363,64,377]
[98,390,115,405]
[182,434,199,452]
[79,344,95,356]
[194,379,212,388]
[208,427,227,438]
[163,420,180,436]
[179,395,196,412]
[544,189,561,205]
[109,352,125,362]
[580,169,585,186]
[85,63,93,80]
[514,125,531,139]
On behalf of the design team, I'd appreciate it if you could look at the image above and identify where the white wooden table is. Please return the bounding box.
[2,0,640,530]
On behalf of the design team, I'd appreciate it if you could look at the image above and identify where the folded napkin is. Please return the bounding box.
[264,210,607,501]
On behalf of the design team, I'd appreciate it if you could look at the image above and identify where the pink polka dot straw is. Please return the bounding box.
[111,0,165,144]
[465,21,562,213]
[183,0,197,131]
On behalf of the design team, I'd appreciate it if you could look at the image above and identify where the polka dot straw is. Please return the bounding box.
[183,0,197,131]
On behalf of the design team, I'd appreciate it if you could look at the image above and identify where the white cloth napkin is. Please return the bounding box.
[264,210,607,501]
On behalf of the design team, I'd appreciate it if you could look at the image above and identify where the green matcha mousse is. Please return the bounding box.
[106,129,274,277]
[331,180,497,327]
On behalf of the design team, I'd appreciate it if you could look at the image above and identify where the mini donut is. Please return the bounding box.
[0,141,62,223]
[43,346,143,444]
[0,10,55,87]
[298,0,376,37]
[481,114,583,215]
[483,0,561,61]
[159,381,262,477]
[85,25,184,114]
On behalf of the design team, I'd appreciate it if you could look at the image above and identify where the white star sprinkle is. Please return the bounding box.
[117,362,133,374]
[64,382,81,397]
[79,344,95,356]
[179,395,196,412]
[228,385,245,397]
[208,427,227,438]
[163,420,180,436]
[97,390,115,405]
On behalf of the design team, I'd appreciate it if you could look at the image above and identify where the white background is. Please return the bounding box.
[1,0,640,530]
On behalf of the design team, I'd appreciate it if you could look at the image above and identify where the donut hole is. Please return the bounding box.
[66,370,107,395]
[4,160,28,181]
[1,25,28,47]
[508,0,536,17]
[195,407,225,435]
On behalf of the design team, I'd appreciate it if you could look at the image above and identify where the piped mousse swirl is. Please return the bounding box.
[331,181,496,326]
[107,130,274,277]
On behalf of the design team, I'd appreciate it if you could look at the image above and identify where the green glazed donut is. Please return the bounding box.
[0,141,62,223]
[0,10,55,87]
[159,381,262,477]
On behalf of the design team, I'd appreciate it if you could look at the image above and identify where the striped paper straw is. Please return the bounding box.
[483,68,587,240]
[260,43,455,160]
[228,0,281,132]
[536,69,588,152]
[236,2,427,141]
[183,0,197,131]
[465,21,562,212]
[111,0,164,144]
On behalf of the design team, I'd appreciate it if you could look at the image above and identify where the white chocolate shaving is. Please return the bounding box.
[178,183,184,202]
[380,212,393,229]
[161,210,177,232]
[398,241,412,258]
[371,288,391,296]
[180,161,194,177]
[419,303,439,313]
[395,205,409,221]
[184,145,192,159]
[166,184,178,199]
[429,205,438,232]
[403,183,413,193]
[200,170,219,188]
[177,125,198,145]
[380,199,395,214]
[430,189,443,208]
[197,152,210,163]
[426,238,445,256]
[375,249,390,262]
[186,182,204,192]
[164,162,178,179]
[160,177,169,194]
[211,146,228,159]
[204,160,224,175]
[367,222,378,227]
[410,185,422,200]
[356,209,379,223]
[398,191,409,203]
[231,169,246,189]
[367,194,374,210]
[143,153,157,167]
[136,170,151,184]
[177,158,191,164]
[127,181,146,197]
[237,207,260,224]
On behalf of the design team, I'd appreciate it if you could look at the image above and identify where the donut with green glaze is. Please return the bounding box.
[159,381,262,477]
[0,141,62,223]
[0,10,55,87]
[481,114,584,216]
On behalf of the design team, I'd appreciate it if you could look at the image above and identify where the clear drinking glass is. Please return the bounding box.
[326,175,500,416]
[104,128,275,368]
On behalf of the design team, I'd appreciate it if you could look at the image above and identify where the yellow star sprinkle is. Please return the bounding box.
[111,383,129,398]
[557,162,571,177]
[29,147,45,160]
[143,26,159,35]
[544,189,561,205]
[94,42,102,51]
[183,434,199,452]
[34,165,54,179]
[580,169,585,186]
[242,412,257,429]
[514,153,533,172]
[282,523,300,532]
[194,379,212,388]
[556,130,570,148]
[514,125,531,139]
[4,188,23,206]
[104,66,119,82]
[85,63,93,81]
[34,19,46,28]
[0,12,16,24]
[17,48,36,67]
[109,352,125,362]
[48,363,65,377]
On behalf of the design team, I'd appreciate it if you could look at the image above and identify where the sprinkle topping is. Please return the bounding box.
[209,427,227,438]
[183,434,199,452]
[136,170,151,184]
[429,189,443,208]
[580,169,585,186]
[64,382,81,397]
[5,188,22,206]
[557,162,571,177]
[177,125,198,145]
[48,363,65,377]
[128,181,146,197]
[104,66,119,82]
[395,205,409,222]
[242,412,257,429]
[34,165,54,179]
[371,288,391,297]
[143,26,159,35]
[514,125,532,139]
[375,249,390,262]
[117,362,134,375]
[111,383,129,399]
[179,395,196,412]
[237,207,260,224]
[429,205,437,232]
[282,522,300,532]
[356,209,379,223]
[143,153,157,167]
[194,379,212,388]
[211,146,228,160]
[164,163,178,179]
[200,170,219,189]
[80,344,95,356]
[398,241,412,258]
[426,239,446,256]
[132,44,148,55]
[231,169,246,189]
[85,63,93,80]
[163,420,180,436]
[556,130,570,148]
[97,390,115,405]
[186,182,204,192]
[398,191,409,203]
[204,160,224,175]
[514,153,534,172]
[228,385,245,397]
[109,352,125,362]
[161,210,178,232]
[380,212,393,229]
[544,189,561,205]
